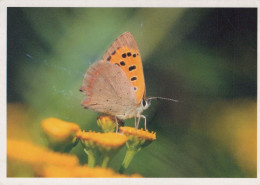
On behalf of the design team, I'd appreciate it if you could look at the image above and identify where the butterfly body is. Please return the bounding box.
[81,32,150,129]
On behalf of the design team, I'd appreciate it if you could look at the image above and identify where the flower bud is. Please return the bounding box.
[97,115,124,133]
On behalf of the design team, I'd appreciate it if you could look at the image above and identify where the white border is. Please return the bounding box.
[0,1,7,185]
[1,0,259,185]
[1,0,259,7]
[2,178,260,185]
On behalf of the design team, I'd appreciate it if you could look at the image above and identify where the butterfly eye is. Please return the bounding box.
[142,99,146,107]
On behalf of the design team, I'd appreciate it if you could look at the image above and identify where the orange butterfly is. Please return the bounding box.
[80,32,177,130]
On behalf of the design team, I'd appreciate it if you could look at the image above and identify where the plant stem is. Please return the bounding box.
[84,148,95,167]
[101,156,111,168]
[119,149,137,174]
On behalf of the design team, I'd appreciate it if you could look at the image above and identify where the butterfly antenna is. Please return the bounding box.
[146,97,179,103]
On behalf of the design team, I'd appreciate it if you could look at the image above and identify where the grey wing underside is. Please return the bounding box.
[80,60,137,117]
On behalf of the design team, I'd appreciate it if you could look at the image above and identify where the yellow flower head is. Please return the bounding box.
[97,115,124,133]
[41,117,80,152]
[41,117,80,140]
[119,126,156,153]
[76,131,128,167]
[7,139,79,168]
[40,164,142,178]
[76,130,128,149]
[119,127,156,141]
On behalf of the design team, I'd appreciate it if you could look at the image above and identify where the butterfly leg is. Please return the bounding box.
[140,115,147,130]
[135,116,141,130]
[134,116,140,129]
[115,116,119,133]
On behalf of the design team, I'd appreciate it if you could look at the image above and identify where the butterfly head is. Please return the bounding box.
[140,96,179,112]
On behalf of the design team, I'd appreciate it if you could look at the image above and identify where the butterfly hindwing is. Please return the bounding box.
[80,60,138,116]
[102,32,146,103]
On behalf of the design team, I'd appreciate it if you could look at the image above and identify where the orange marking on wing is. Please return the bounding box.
[82,69,102,106]
[108,46,145,103]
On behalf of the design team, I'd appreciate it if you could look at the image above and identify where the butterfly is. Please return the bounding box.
[80,32,177,130]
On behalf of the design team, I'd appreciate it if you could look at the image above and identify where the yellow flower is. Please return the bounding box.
[7,139,79,170]
[76,131,128,167]
[119,126,156,141]
[40,164,142,178]
[97,115,124,133]
[41,117,80,152]
[41,117,80,140]
[76,130,128,149]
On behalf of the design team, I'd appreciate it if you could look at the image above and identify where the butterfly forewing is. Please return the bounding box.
[102,32,146,103]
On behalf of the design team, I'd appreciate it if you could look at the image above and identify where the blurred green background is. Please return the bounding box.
[7,8,256,177]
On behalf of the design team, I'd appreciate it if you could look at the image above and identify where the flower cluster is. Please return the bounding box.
[8,115,156,177]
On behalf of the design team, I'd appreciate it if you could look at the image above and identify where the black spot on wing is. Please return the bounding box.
[120,61,125,66]
[131,77,137,81]
[129,65,136,71]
